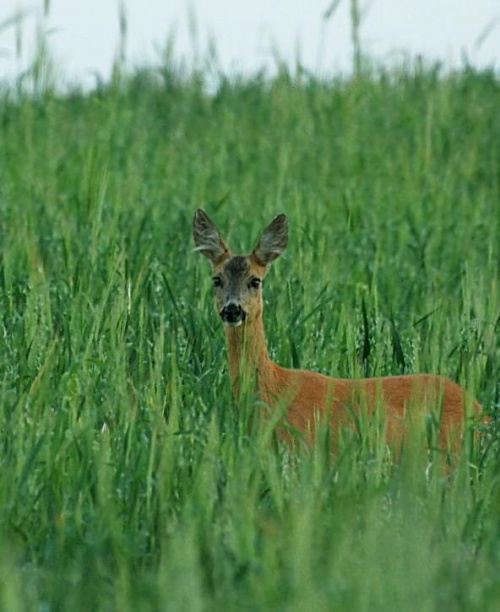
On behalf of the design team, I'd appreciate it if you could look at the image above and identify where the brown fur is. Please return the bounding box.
[225,312,481,451]
[194,210,482,452]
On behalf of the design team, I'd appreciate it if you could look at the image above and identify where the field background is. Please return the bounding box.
[0,28,499,611]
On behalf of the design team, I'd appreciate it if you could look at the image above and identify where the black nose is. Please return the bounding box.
[221,303,245,324]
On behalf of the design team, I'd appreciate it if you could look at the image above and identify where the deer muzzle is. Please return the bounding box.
[221,302,246,326]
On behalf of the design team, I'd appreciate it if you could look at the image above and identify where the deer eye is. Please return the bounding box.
[213,276,223,288]
[249,278,261,289]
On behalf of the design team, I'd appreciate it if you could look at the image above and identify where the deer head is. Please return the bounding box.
[193,209,288,326]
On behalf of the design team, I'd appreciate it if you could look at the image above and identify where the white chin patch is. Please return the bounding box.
[224,320,243,327]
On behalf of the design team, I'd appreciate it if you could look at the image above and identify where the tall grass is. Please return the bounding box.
[0,40,499,609]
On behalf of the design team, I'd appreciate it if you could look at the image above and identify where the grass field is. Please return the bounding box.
[0,38,499,610]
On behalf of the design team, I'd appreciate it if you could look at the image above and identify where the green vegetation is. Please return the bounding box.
[0,45,499,610]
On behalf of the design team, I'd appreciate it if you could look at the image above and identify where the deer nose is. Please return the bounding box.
[221,302,246,325]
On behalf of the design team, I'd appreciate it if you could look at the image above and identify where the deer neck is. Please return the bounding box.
[225,313,273,400]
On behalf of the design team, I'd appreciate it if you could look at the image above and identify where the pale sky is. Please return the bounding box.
[0,0,499,86]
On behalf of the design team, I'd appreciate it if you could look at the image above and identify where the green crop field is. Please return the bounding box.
[0,31,499,610]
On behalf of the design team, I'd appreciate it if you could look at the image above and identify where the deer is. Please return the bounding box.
[193,209,482,453]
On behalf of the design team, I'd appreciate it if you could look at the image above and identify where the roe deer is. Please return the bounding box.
[193,209,482,451]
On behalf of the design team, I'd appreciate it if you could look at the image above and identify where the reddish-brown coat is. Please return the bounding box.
[226,315,481,450]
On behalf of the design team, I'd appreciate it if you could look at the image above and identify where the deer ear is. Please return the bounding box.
[193,209,230,264]
[252,214,288,266]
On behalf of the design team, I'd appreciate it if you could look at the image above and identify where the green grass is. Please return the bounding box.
[0,50,499,610]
